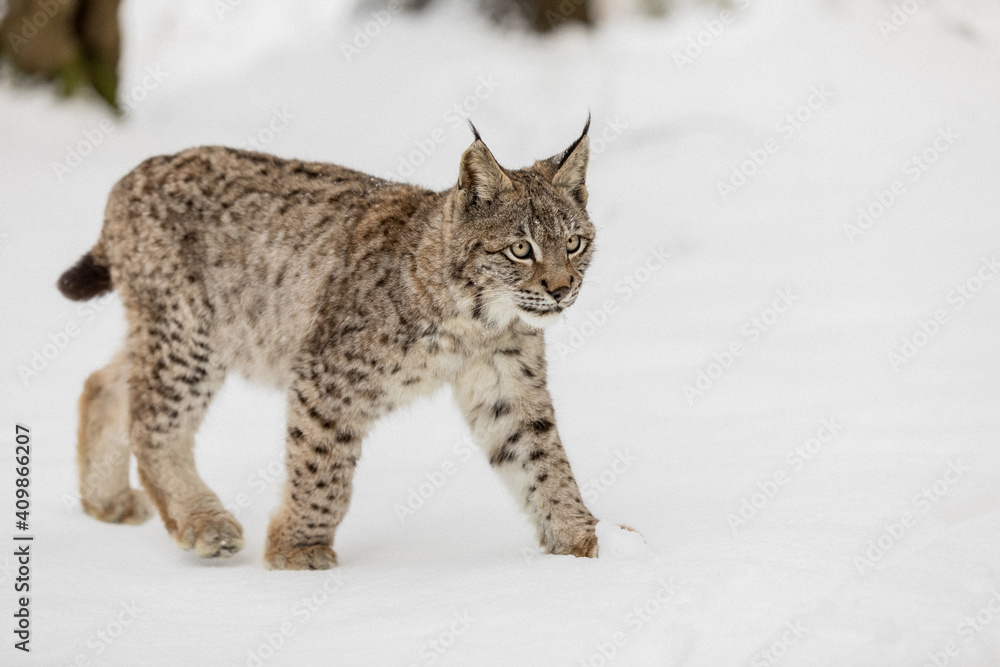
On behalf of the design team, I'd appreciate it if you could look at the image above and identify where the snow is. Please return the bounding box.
[596,522,650,561]
[2,0,999,664]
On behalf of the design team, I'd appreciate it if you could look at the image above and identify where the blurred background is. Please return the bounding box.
[2,1,999,665]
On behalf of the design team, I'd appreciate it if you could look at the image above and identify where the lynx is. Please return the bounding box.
[59,119,613,569]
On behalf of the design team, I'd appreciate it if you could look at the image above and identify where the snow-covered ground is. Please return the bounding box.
[2,0,1000,664]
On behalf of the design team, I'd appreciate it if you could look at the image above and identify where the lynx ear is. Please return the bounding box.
[551,116,590,207]
[458,123,512,208]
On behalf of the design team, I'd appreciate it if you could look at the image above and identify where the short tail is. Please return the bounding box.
[58,251,112,301]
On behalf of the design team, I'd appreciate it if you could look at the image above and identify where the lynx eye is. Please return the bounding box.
[566,234,582,254]
[510,240,533,260]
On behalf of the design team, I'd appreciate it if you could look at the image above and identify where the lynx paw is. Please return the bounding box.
[82,489,153,525]
[549,526,599,558]
[174,511,244,558]
[264,543,338,570]
[568,532,600,558]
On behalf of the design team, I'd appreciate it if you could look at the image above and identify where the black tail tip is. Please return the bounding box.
[58,252,112,301]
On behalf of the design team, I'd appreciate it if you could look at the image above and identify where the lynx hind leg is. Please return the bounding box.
[126,309,243,559]
[78,350,152,525]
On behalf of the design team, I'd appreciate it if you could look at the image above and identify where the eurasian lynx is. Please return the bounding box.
[59,119,610,569]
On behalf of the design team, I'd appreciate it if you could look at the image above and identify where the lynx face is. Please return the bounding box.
[450,121,595,329]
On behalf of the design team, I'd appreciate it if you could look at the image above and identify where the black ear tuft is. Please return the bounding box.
[550,114,591,207]
[557,112,591,170]
[468,119,483,143]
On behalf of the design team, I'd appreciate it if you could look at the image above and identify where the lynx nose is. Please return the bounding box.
[548,285,570,303]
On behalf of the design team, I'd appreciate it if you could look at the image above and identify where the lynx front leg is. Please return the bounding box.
[265,379,368,570]
[453,340,599,557]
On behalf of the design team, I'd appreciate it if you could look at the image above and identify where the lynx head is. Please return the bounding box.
[448,118,595,329]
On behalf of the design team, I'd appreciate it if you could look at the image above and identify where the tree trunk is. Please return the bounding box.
[396,0,593,33]
[521,0,591,32]
[0,0,121,109]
